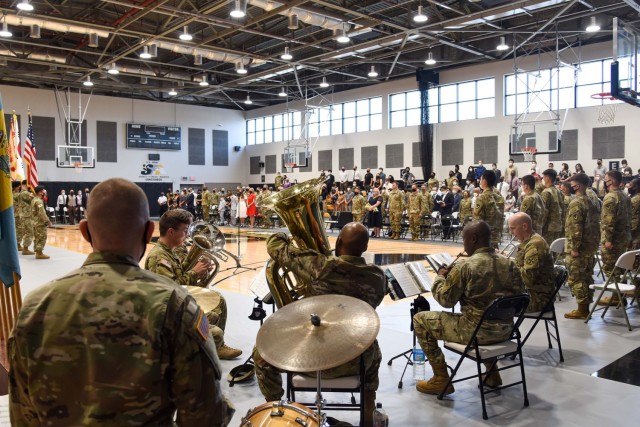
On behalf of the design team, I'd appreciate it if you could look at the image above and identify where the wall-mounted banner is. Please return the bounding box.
[139,159,170,181]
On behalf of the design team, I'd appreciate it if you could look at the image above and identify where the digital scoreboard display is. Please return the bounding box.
[126,123,181,150]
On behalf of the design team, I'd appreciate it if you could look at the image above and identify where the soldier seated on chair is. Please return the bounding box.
[412,220,524,395]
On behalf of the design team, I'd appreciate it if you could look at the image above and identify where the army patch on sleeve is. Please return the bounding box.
[160,258,172,269]
[195,309,209,341]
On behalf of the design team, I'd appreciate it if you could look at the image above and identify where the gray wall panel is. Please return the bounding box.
[299,152,312,172]
[32,116,55,161]
[412,142,422,168]
[361,146,378,169]
[250,156,261,175]
[338,148,354,170]
[441,139,463,166]
[265,154,276,174]
[318,149,332,172]
[386,143,404,168]
[188,128,205,165]
[474,136,498,164]
[212,129,228,166]
[549,129,578,161]
[96,121,117,163]
[593,126,625,159]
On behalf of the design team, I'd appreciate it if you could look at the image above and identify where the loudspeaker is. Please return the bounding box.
[258,161,265,168]
[234,145,242,152]
[148,153,160,161]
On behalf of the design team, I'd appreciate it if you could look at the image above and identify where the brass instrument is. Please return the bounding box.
[257,176,331,308]
[182,221,241,287]
[439,252,467,277]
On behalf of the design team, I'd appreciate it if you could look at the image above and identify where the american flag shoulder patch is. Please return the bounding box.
[160,258,172,269]
[195,309,209,341]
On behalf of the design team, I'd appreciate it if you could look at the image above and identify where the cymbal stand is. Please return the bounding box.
[315,371,327,426]
[386,296,425,389]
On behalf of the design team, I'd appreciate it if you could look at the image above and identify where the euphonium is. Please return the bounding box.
[258,176,331,308]
[183,221,233,287]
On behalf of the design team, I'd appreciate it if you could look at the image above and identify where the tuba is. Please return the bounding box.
[182,221,241,287]
[258,177,331,308]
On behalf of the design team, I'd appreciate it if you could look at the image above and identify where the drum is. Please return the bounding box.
[240,401,319,426]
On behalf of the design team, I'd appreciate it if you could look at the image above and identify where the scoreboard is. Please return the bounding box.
[126,123,181,150]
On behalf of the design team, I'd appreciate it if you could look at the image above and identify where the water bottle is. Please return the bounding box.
[413,345,425,381]
[373,402,389,427]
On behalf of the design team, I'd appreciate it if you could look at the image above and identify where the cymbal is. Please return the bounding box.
[256,294,380,372]
[185,286,221,315]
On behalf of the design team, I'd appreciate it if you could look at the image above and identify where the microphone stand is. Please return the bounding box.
[386,296,425,389]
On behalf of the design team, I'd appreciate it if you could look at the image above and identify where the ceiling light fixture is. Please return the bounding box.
[230,0,247,18]
[424,51,436,65]
[140,76,148,85]
[199,74,209,86]
[586,16,600,33]
[245,95,253,105]
[179,26,193,41]
[319,76,330,88]
[335,24,350,44]
[107,63,119,75]
[281,46,293,60]
[168,88,178,96]
[88,32,99,48]
[30,24,40,39]
[414,5,428,23]
[139,45,152,59]
[278,88,287,97]
[288,14,299,30]
[16,0,34,12]
[194,54,203,65]
[367,65,378,78]
[148,44,158,57]
[83,76,94,87]
[0,20,12,38]
[236,61,247,74]
[496,36,509,51]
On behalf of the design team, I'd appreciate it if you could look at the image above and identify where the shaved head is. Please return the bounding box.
[462,220,491,255]
[81,178,153,259]
[335,222,369,257]
[508,212,533,242]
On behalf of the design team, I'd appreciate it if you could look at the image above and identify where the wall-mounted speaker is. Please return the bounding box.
[148,153,160,161]
[258,161,265,168]
[234,145,242,152]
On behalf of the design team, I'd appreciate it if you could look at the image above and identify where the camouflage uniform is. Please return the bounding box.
[631,193,640,250]
[514,233,555,312]
[274,174,283,189]
[8,251,234,426]
[541,186,565,244]
[473,189,505,249]
[388,188,404,237]
[408,191,423,240]
[145,241,227,348]
[413,248,524,365]
[16,189,34,248]
[427,178,439,190]
[202,189,211,222]
[421,191,434,217]
[261,190,273,228]
[459,198,472,225]
[253,233,386,402]
[535,182,545,195]
[22,196,48,253]
[600,188,631,277]
[211,191,220,214]
[520,191,546,235]
[351,193,366,223]
[565,194,599,304]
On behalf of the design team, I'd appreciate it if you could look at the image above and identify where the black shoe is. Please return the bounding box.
[370,231,375,237]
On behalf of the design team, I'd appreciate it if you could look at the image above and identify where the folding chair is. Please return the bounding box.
[450,212,463,242]
[46,207,56,223]
[429,212,442,240]
[518,266,568,362]
[549,238,566,265]
[586,250,640,331]
[437,294,531,420]
[286,356,365,426]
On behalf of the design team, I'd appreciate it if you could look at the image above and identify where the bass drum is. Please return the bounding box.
[241,401,319,426]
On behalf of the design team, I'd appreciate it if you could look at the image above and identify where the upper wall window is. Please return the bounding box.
[307,96,382,137]
[246,112,301,145]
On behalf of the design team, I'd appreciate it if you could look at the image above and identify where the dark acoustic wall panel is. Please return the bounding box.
[361,146,378,169]
[474,136,498,164]
[96,121,117,163]
[412,142,422,168]
[386,143,404,168]
[212,129,229,166]
[265,155,276,174]
[318,150,332,171]
[549,130,578,161]
[64,120,87,146]
[299,152,312,172]
[32,116,55,161]
[338,148,354,170]
[441,139,463,166]
[250,156,261,175]
[593,126,625,159]
[188,128,205,165]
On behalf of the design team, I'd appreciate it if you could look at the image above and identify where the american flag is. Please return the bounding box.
[23,112,38,189]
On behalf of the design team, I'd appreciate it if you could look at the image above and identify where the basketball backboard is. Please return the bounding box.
[509,120,561,158]
[57,145,95,168]
[612,17,640,107]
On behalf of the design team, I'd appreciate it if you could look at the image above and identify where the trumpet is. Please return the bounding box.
[438,252,467,277]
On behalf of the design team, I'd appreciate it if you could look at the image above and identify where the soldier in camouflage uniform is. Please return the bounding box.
[351,186,366,223]
[564,173,600,319]
[12,181,22,250]
[413,220,524,395]
[421,184,434,217]
[427,172,439,192]
[201,186,211,222]
[20,185,51,259]
[459,190,473,226]
[17,180,35,253]
[145,209,242,360]
[260,186,273,228]
[629,178,640,250]
[508,212,555,312]
[407,183,423,240]
[388,180,404,239]
[274,171,284,189]
[211,189,220,217]
[473,170,505,249]
[540,169,565,244]
[9,178,234,426]
[519,175,546,235]
[597,170,632,306]
[253,223,386,426]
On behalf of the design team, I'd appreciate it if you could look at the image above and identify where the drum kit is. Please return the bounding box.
[241,294,380,426]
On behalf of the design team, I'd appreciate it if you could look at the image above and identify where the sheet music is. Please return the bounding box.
[408,261,433,289]
[426,253,455,271]
[385,263,430,300]
[362,251,375,265]
[250,263,271,301]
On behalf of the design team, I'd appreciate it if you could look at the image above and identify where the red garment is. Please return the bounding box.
[247,193,257,216]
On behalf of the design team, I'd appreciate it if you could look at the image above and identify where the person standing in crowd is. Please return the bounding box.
[274,171,283,189]
[594,158,608,177]
[229,191,238,226]
[351,186,366,224]
[260,186,273,228]
[9,178,234,425]
[629,178,640,250]
[491,163,501,181]
[408,183,424,241]
[22,185,51,259]
[459,190,472,224]
[238,191,248,227]
[67,189,77,225]
[519,175,546,235]
[413,221,523,395]
[465,166,475,186]
[364,168,374,192]
[353,165,362,187]
[454,165,463,184]
[76,188,85,221]
[56,189,67,223]
[564,173,600,319]
[540,169,565,244]
[339,166,348,191]
[402,167,415,189]
[438,185,454,239]
[388,180,404,240]
[559,163,571,182]
[15,180,34,252]
[474,160,486,182]
[368,187,383,238]
[508,212,555,312]
[158,192,168,217]
[218,195,228,225]
[247,187,257,228]
[473,170,504,249]
[496,176,509,200]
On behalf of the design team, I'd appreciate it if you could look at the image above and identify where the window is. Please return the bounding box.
[305,96,382,136]
[246,112,300,145]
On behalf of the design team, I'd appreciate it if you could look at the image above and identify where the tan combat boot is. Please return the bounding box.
[393,232,400,240]
[564,303,589,319]
[416,362,454,395]
[482,361,503,388]
[22,249,35,255]
[17,244,24,251]
[35,251,50,260]
[217,344,242,360]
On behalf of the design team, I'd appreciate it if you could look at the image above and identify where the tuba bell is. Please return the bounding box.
[258,176,331,308]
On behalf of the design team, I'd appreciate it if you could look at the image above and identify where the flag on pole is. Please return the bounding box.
[23,112,38,189]
[0,94,21,288]
[8,111,24,182]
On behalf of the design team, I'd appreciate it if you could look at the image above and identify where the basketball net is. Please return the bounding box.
[591,93,617,125]
[74,162,83,174]
[521,148,537,162]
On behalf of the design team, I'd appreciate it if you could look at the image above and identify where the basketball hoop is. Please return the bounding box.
[591,92,617,125]
[74,162,83,174]
[285,162,296,173]
[521,147,538,162]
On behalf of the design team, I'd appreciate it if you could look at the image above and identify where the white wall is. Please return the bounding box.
[0,85,247,190]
